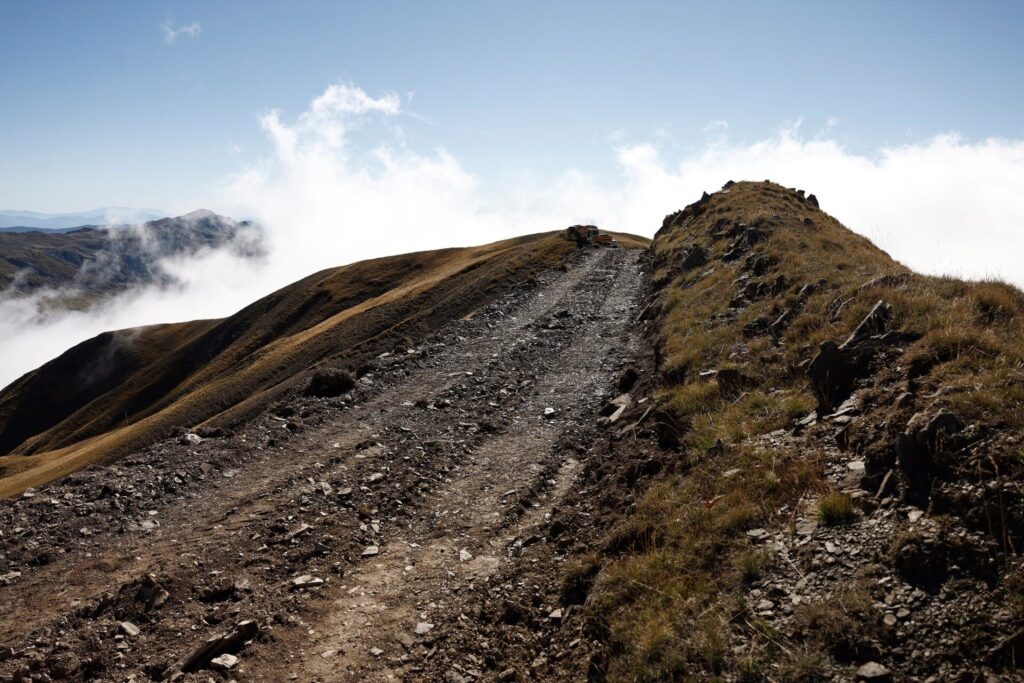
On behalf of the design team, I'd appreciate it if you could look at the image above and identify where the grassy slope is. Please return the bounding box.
[0,231,647,497]
[587,181,1024,679]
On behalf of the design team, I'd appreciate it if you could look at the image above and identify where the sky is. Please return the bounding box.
[1,1,1024,388]
[2,1,1022,213]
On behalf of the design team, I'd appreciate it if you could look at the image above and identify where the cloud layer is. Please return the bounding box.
[2,82,1023,390]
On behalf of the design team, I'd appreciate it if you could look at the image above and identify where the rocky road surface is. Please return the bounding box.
[0,247,644,682]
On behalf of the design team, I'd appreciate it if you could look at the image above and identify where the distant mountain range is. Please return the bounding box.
[0,207,168,231]
[0,209,262,306]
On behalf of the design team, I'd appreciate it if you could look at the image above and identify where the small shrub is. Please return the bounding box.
[734,549,769,584]
[818,492,856,526]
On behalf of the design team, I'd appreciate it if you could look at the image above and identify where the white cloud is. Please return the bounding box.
[2,82,1024,391]
[161,21,201,45]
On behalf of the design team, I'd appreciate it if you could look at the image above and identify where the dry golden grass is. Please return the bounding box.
[587,180,1024,679]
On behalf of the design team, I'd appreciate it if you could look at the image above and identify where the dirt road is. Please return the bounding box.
[0,247,644,682]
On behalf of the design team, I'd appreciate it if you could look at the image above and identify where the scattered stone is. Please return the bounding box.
[291,575,324,589]
[180,619,259,673]
[120,622,141,637]
[548,608,563,620]
[415,622,434,635]
[498,668,517,682]
[179,433,203,447]
[362,545,380,557]
[856,661,892,681]
[47,651,81,679]
[210,653,239,671]
[370,647,383,657]
[543,407,557,419]
[459,549,473,562]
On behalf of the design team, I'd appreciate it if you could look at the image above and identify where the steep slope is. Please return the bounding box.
[0,210,259,304]
[0,230,644,497]
[574,181,1024,680]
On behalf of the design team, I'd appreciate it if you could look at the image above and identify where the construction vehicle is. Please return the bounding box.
[565,224,618,248]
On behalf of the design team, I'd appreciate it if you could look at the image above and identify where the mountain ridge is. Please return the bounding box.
[0,184,1021,682]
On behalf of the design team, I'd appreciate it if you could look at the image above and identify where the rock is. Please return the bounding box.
[498,668,517,682]
[286,523,311,541]
[291,575,324,589]
[179,433,203,446]
[0,647,14,663]
[47,652,81,679]
[120,621,141,637]
[210,653,239,671]
[370,647,383,657]
[807,301,905,414]
[899,410,963,505]
[895,391,914,408]
[305,369,355,397]
[856,661,891,681]
[807,341,852,414]
[368,472,385,483]
[459,549,473,562]
[414,622,434,635]
[445,672,470,683]
[680,245,708,270]
[548,608,563,620]
[806,194,819,209]
[180,619,259,673]
[617,367,639,393]
[362,545,380,557]
[842,300,891,349]
[543,407,557,419]
[138,573,170,609]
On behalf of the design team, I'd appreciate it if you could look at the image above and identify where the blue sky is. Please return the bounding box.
[2,1,1022,212]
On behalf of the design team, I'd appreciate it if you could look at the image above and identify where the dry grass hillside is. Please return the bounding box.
[584,181,1024,680]
[0,230,644,497]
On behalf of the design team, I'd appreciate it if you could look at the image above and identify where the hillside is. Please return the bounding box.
[0,229,645,497]
[0,210,258,305]
[568,181,1024,680]
[0,186,1021,683]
